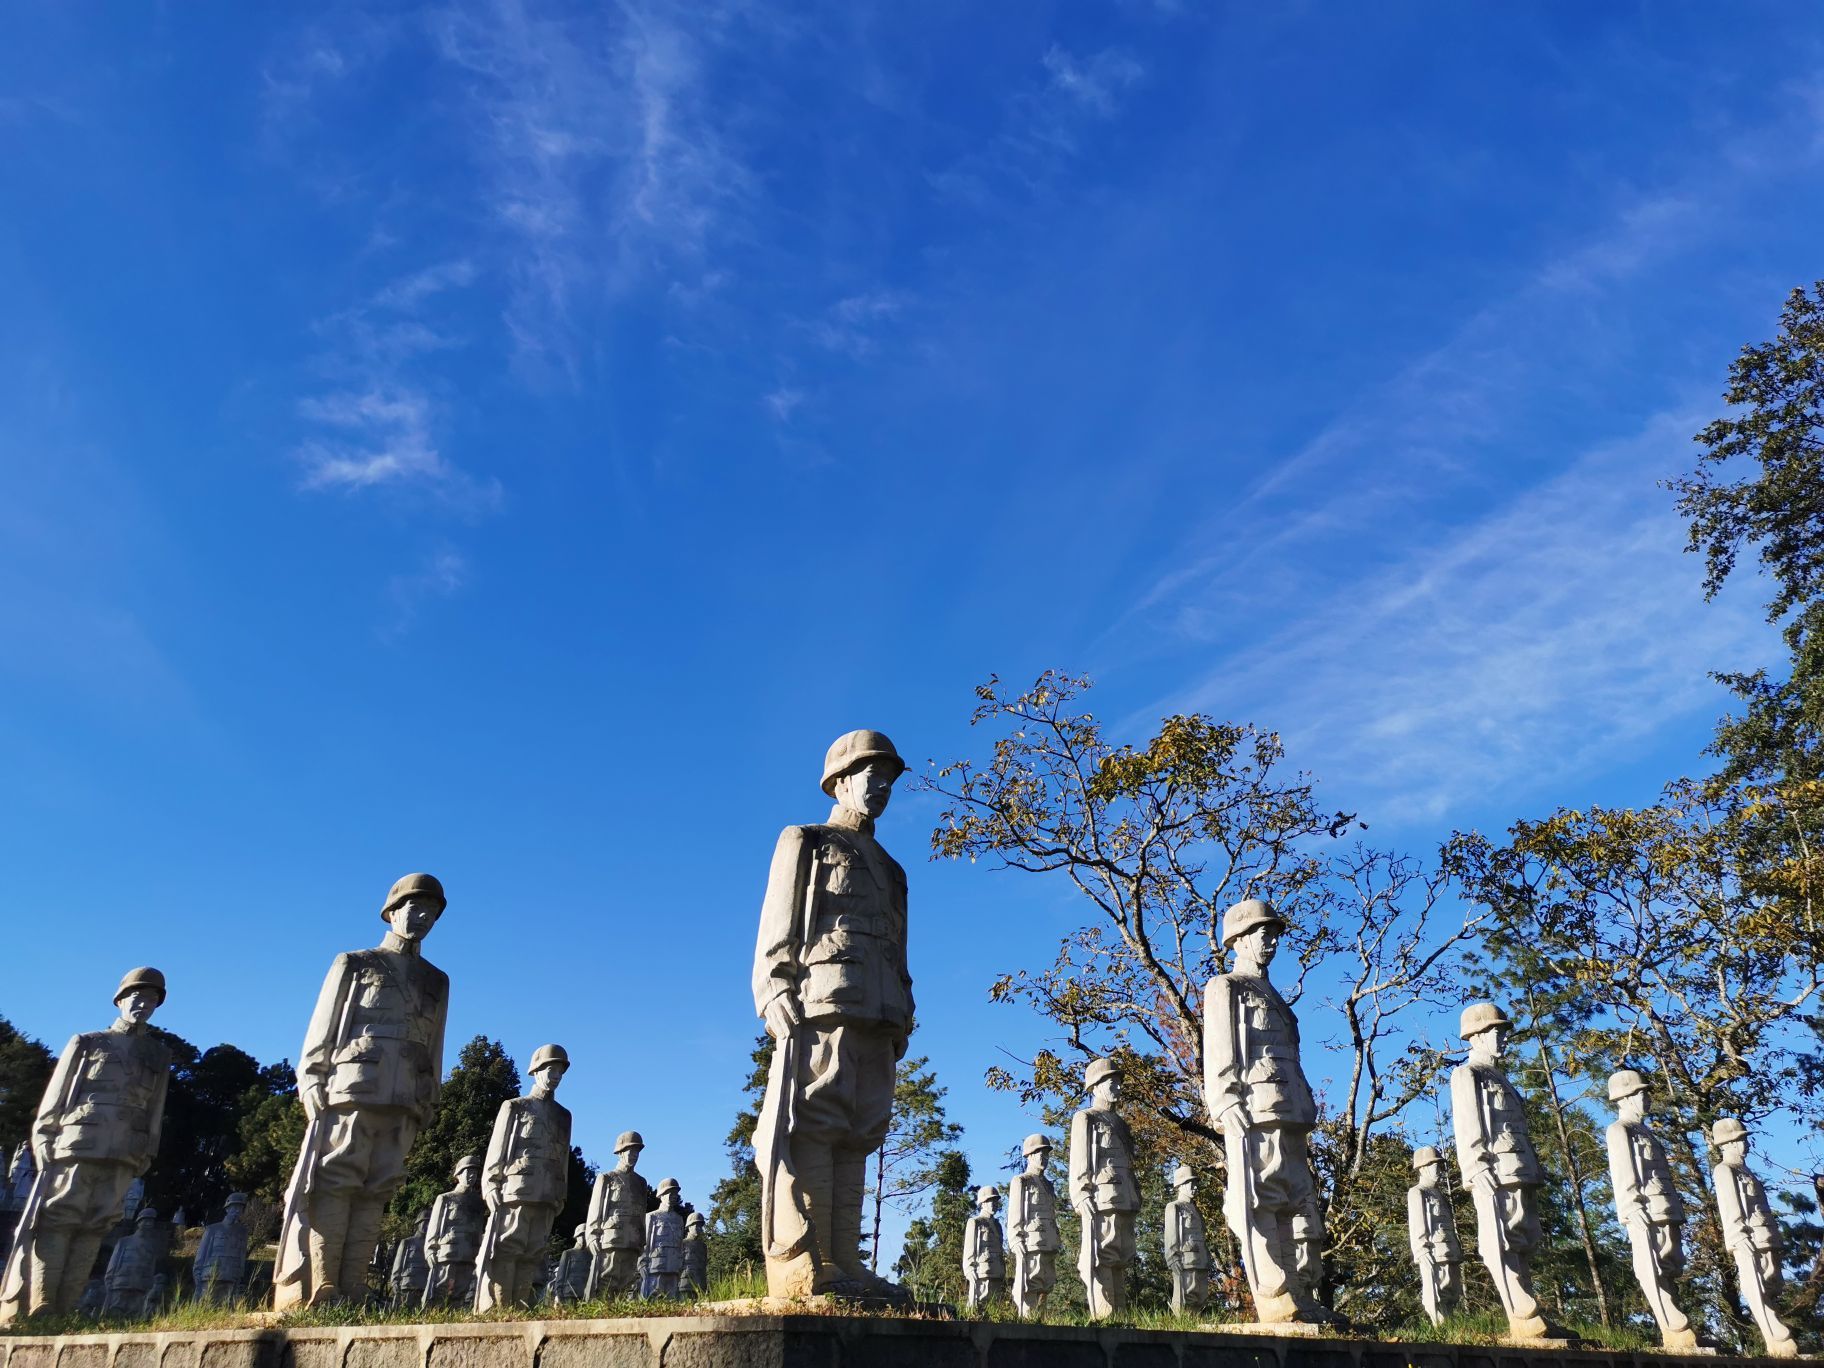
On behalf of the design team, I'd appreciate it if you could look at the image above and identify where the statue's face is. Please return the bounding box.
[388,896,441,942]
[116,988,160,1026]
[1417,1161,1441,1189]
[1093,1074,1122,1107]
[1471,1023,1508,1058]
[456,1162,481,1190]
[1721,1138,1748,1165]
[1027,1147,1050,1171]
[621,1145,643,1168]
[226,1204,246,1225]
[834,760,896,818]
[533,1061,568,1094]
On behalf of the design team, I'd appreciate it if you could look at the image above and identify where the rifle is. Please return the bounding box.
[0,1038,91,1313]
[275,959,361,1294]
[757,835,818,1264]
[476,1196,506,1302]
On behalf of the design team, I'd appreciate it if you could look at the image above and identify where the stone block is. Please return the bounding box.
[835,1329,973,1368]
[1181,1347,1276,1368]
[55,1343,105,1368]
[346,1338,419,1368]
[1364,1351,1453,1368]
[9,1345,55,1368]
[113,1342,160,1368]
[1286,1348,1355,1368]
[427,1334,530,1368]
[1111,1343,1178,1368]
[197,1339,273,1368]
[985,1336,1106,1368]
[537,1333,652,1368]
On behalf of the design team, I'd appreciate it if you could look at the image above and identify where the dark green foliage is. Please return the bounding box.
[224,1087,306,1231]
[707,1033,772,1281]
[894,1149,973,1302]
[866,1050,964,1271]
[553,1145,597,1256]
[386,1035,521,1238]
[146,1037,292,1223]
[0,1014,54,1155]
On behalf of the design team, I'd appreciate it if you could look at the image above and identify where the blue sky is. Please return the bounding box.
[4,2,1823,1254]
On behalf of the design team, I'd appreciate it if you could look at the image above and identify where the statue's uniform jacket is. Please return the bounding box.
[1608,1121,1683,1228]
[303,948,448,1123]
[644,1211,684,1276]
[1716,1162,1780,1262]
[389,1232,429,1298]
[590,1168,654,1248]
[1451,1060,1542,1259]
[422,1188,487,1303]
[194,1219,249,1294]
[1009,1172,1059,1255]
[965,1213,1007,1283]
[1205,971,1318,1217]
[485,1096,572,1210]
[1068,1105,1138,1264]
[1407,1185,1460,1264]
[1165,1199,1210,1271]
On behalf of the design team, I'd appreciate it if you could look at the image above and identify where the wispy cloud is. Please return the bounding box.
[382,548,469,641]
[1041,45,1145,118]
[763,386,805,422]
[804,290,910,359]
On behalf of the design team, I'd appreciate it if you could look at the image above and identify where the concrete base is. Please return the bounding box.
[0,1315,1795,1368]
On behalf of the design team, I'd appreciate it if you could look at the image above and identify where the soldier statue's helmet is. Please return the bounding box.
[1712,1117,1748,1146]
[1411,1146,1443,1170]
[137,1207,159,1225]
[454,1152,483,1176]
[657,1178,681,1196]
[530,1044,569,1073]
[1459,1001,1512,1039]
[976,1185,1000,1205]
[1171,1164,1195,1187]
[1084,1057,1122,1091]
[615,1130,645,1154]
[114,966,167,1006]
[224,1192,248,1208]
[1020,1133,1051,1158]
[686,1211,705,1228]
[1607,1069,1648,1102]
[1220,899,1286,946]
[820,729,906,797]
[381,872,446,921]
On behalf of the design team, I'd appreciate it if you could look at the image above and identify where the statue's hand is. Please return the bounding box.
[763,995,802,1042]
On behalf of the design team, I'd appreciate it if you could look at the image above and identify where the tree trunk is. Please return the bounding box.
[870,1144,885,1272]
[1526,990,1611,1327]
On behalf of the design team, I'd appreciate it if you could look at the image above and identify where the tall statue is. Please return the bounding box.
[585,1130,653,1298]
[1204,899,1332,1325]
[193,1193,251,1305]
[1068,1057,1138,1319]
[1406,1146,1461,1326]
[102,1206,163,1317]
[638,1179,687,1300]
[0,967,171,1324]
[751,730,914,1300]
[963,1186,1009,1310]
[1605,1071,1697,1349]
[273,875,449,1309]
[8,1147,34,1205]
[1712,1117,1799,1358]
[549,1225,592,1304]
[421,1153,486,1309]
[681,1211,708,1297]
[1451,1002,1563,1342]
[1163,1164,1212,1316]
[1007,1133,1059,1320]
[387,1210,431,1309]
[475,1044,572,1311]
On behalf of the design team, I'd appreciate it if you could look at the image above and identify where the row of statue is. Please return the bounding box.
[0,730,1807,1355]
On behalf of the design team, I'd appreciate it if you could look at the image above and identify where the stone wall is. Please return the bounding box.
[0,1319,1789,1368]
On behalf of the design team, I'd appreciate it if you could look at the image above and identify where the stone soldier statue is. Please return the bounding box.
[585,1130,654,1297]
[193,1193,251,1305]
[1007,1133,1059,1320]
[549,1225,592,1304]
[101,1205,162,1317]
[681,1211,708,1297]
[963,1186,1009,1310]
[387,1210,431,1308]
[1712,1117,1799,1358]
[1605,1071,1697,1349]
[421,1153,486,1308]
[1406,1146,1461,1326]
[1164,1164,1212,1316]
[1203,899,1332,1325]
[274,874,450,1309]
[1451,1002,1564,1342]
[476,1044,573,1311]
[639,1179,686,1300]
[1069,1057,1139,1319]
[752,729,914,1300]
[143,1272,173,1319]
[0,967,171,1324]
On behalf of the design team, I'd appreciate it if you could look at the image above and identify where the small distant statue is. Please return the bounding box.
[1163,1164,1212,1316]
[476,1044,573,1311]
[1406,1146,1461,1326]
[586,1130,653,1298]
[274,875,450,1310]
[102,1205,163,1317]
[141,1272,171,1319]
[193,1192,251,1305]
[681,1211,708,1297]
[549,1225,592,1304]
[1451,1002,1565,1342]
[1068,1057,1138,1319]
[0,967,171,1324]
[1605,1071,1697,1349]
[74,1278,104,1320]
[1712,1117,1799,1359]
[1204,899,1333,1326]
[422,1153,487,1308]
[1007,1133,1059,1320]
[751,731,914,1300]
[963,1185,1009,1310]
[638,1179,686,1300]
[387,1209,431,1309]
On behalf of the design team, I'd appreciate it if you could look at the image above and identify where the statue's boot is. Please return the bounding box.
[28,1232,68,1319]
[338,1197,384,1301]
[306,1197,348,1307]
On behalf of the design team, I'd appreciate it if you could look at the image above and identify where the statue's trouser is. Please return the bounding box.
[285,1106,415,1307]
[1223,1123,1318,1321]
[1076,1210,1134,1319]
[1418,1256,1459,1326]
[1011,1250,1054,1319]
[641,1271,681,1299]
[1733,1245,1798,1357]
[1172,1266,1210,1316]
[201,1277,242,1307]
[422,1260,476,1309]
[1472,1184,1546,1336]
[476,1204,559,1311]
[1625,1221,1693,1345]
[594,1245,642,1298]
[767,1022,895,1295]
[2,1160,136,1321]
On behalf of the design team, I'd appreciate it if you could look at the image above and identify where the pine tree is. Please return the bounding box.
[866,1052,963,1271]
[387,1035,521,1237]
[707,1032,773,1281]
[894,1149,973,1303]
[0,1015,53,1156]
